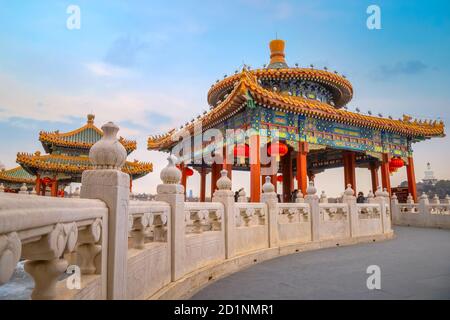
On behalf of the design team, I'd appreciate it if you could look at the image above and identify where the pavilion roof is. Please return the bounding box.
[148,69,445,151]
[207,67,354,108]
[40,114,136,154]
[0,166,36,184]
[16,152,152,180]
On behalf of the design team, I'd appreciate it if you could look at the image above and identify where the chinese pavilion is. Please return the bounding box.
[17,114,153,196]
[148,39,445,203]
[0,166,36,192]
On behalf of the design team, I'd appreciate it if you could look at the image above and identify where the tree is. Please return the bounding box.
[399,180,450,199]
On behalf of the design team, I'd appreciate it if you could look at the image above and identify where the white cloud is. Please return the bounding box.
[0,73,201,132]
[85,62,134,78]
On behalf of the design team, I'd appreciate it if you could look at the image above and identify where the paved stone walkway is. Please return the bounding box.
[192,227,450,300]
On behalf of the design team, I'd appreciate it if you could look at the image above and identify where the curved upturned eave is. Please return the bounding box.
[148,70,444,151]
[16,153,153,180]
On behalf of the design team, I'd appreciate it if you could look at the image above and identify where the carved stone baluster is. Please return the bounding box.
[240,208,254,227]
[153,213,168,242]
[0,232,21,285]
[190,210,203,233]
[130,214,151,249]
[208,209,222,231]
[77,218,103,274]
[22,223,78,300]
[255,208,265,225]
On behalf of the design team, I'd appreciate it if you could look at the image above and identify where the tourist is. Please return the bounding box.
[357,192,365,203]
[291,189,298,203]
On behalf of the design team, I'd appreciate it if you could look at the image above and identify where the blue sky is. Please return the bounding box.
[0,0,449,195]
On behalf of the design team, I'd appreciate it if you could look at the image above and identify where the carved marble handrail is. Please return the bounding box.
[278,203,310,223]
[128,201,170,249]
[0,193,107,299]
[427,204,450,215]
[319,203,349,221]
[356,203,381,219]
[235,203,267,227]
[184,202,223,233]
[399,203,419,214]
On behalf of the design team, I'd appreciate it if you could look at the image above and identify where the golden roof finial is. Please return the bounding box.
[87,114,95,124]
[268,39,288,68]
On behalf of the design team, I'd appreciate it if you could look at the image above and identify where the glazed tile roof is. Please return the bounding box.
[40,114,136,154]
[0,166,36,184]
[208,67,353,108]
[17,152,152,180]
[148,69,445,151]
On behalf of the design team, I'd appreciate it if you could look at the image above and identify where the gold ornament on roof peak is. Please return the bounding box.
[87,114,95,124]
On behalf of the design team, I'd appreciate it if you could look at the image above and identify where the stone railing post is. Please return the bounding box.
[212,170,235,258]
[443,195,450,205]
[81,121,129,300]
[375,187,390,233]
[418,192,430,215]
[390,193,400,224]
[343,184,358,237]
[260,176,279,248]
[367,190,376,204]
[305,182,319,241]
[18,183,28,194]
[155,155,185,281]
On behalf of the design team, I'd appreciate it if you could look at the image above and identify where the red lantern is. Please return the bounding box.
[268,142,289,158]
[233,144,250,158]
[184,167,194,177]
[390,157,404,168]
[277,175,283,182]
[41,177,52,184]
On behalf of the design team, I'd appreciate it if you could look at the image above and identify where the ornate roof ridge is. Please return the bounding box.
[148,69,444,150]
[207,67,353,108]
[0,166,36,184]
[16,152,152,177]
[39,115,137,153]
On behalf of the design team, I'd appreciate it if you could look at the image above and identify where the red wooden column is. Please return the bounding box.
[281,148,293,202]
[369,162,380,192]
[343,151,356,190]
[222,145,232,179]
[406,156,417,202]
[250,135,261,202]
[35,174,41,196]
[200,167,206,202]
[179,163,187,196]
[50,179,58,197]
[129,176,133,193]
[210,162,221,199]
[380,153,391,195]
[296,142,308,196]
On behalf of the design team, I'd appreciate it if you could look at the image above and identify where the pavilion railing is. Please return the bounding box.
[0,121,395,300]
[0,192,108,300]
[391,194,450,229]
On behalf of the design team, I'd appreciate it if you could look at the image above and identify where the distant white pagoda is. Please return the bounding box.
[423,162,437,185]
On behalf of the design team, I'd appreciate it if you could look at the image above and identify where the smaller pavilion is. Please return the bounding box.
[17,114,153,196]
[0,166,36,192]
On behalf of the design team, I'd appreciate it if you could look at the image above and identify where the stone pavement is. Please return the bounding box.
[192,227,450,299]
